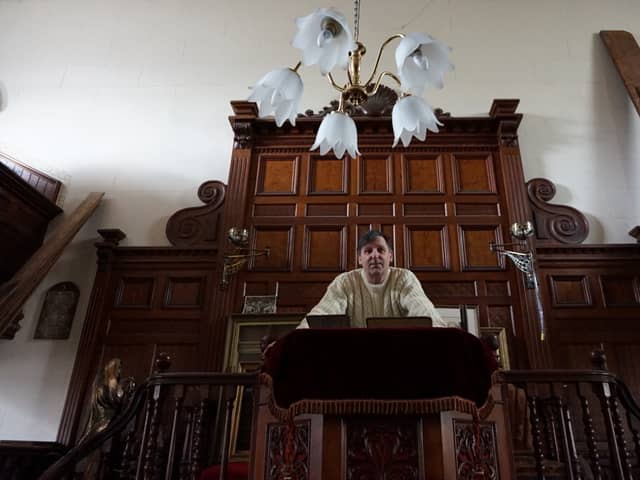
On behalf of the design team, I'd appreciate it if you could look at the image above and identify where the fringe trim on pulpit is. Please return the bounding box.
[259,372,486,423]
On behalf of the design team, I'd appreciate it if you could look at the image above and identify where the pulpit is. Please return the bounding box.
[252,327,514,479]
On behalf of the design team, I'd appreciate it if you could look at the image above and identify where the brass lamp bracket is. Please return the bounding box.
[489,222,536,289]
[221,228,270,289]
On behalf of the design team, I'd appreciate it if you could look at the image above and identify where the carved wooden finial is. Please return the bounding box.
[154,352,172,373]
[97,228,126,246]
[590,347,608,371]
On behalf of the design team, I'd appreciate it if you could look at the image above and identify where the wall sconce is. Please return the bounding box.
[489,221,536,289]
[221,227,270,289]
[490,221,547,341]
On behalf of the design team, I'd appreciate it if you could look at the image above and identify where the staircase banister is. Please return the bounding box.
[39,384,148,480]
[147,371,259,387]
[501,368,619,384]
[614,376,640,421]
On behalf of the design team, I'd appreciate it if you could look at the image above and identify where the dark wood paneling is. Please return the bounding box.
[359,154,392,194]
[452,154,496,194]
[303,225,347,271]
[403,203,446,216]
[401,153,444,193]
[250,226,293,271]
[537,245,640,396]
[549,275,592,307]
[458,225,504,270]
[0,161,62,285]
[308,156,347,194]
[256,155,299,195]
[404,225,449,271]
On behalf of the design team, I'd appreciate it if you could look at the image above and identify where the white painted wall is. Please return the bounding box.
[0,0,638,441]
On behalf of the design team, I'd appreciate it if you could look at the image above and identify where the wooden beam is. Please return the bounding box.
[600,30,640,116]
[0,192,104,338]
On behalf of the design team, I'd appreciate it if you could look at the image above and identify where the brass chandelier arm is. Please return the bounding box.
[364,33,405,87]
[327,72,346,92]
[369,71,402,96]
[291,61,302,73]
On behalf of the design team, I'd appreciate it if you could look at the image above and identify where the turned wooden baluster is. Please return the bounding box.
[610,384,634,479]
[164,384,185,480]
[142,383,163,479]
[179,407,194,480]
[189,385,209,478]
[576,382,603,480]
[136,353,171,480]
[119,429,137,479]
[593,381,628,478]
[591,348,633,479]
[542,393,560,462]
[551,383,581,479]
[525,384,547,479]
[624,407,640,472]
[218,384,239,480]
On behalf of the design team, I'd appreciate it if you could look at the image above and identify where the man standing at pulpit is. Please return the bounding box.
[298,230,456,328]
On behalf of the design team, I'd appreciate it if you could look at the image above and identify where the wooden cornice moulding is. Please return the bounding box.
[536,244,640,261]
[600,30,640,117]
[0,192,103,339]
[527,178,589,244]
[165,180,227,248]
[228,98,522,147]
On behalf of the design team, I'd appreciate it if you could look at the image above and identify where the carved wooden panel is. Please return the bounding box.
[344,417,422,480]
[256,155,299,195]
[486,281,510,297]
[303,225,347,271]
[455,203,500,216]
[453,420,499,480]
[265,420,310,480]
[306,203,348,217]
[422,281,477,297]
[458,226,504,270]
[600,275,640,306]
[403,203,446,216]
[359,154,392,194]
[401,153,444,193]
[163,277,205,308]
[254,204,296,217]
[357,203,394,216]
[549,275,592,307]
[250,226,293,271]
[114,277,155,308]
[404,225,449,271]
[308,156,347,194]
[452,154,496,194]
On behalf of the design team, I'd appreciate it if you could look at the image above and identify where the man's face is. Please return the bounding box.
[357,236,393,283]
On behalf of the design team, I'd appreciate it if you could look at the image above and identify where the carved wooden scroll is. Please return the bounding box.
[600,31,640,117]
[165,180,226,247]
[526,178,588,244]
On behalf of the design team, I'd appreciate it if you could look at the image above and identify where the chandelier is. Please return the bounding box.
[248,0,453,159]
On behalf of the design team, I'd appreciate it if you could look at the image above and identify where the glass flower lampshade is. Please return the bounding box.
[247,3,453,158]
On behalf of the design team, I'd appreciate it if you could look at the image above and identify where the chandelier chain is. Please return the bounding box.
[353,0,360,42]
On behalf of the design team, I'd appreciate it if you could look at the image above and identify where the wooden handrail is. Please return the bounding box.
[40,384,148,480]
[39,371,260,480]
